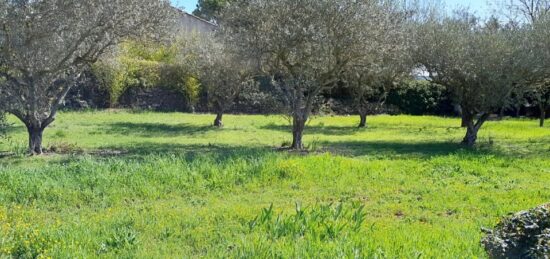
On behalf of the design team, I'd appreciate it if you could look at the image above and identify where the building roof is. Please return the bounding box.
[172,7,218,34]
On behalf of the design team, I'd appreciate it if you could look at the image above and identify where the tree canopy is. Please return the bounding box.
[0,0,173,154]
[220,0,405,149]
[192,0,231,22]
[415,12,529,146]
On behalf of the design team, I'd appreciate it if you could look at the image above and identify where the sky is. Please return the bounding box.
[170,0,492,16]
[440,0,492,16]
[171,0,198,12]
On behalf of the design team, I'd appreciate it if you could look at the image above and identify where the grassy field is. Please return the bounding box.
[0,111,549,258]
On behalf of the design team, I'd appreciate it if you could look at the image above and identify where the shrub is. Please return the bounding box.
[482,203,550,258]
[387,80,454,116]
[93,39,199,107]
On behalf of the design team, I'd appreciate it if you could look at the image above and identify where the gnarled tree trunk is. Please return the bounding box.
[358,111,367,128]
[455,104,468,127]
[356,95,369,128]
[461,113,468,128]
[12,109,57,155]
[291,115,307,150]
[212,102,225,127]
[213,112,224,127]
[27,125,45,155]
[461,112,490,147]
[24,118,54,155]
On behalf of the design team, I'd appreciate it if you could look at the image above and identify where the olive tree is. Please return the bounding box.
[344,8,412,128]
[220,0,389,149]
[0,0,172,154]
[501,0,550,127]
[195,36,256,127]
[346,60,412,128]
[416,13,527,146]
[531,28,550,128]
[525,15,550,127]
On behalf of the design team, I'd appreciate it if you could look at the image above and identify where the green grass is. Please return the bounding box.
[0,111,549,258]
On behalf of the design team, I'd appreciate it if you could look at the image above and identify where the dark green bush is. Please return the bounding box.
[387,80,454,116]
[482,203,550,258]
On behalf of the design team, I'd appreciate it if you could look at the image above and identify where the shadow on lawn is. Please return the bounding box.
[3,123,24,135]
[94,142,274,162]
[261,124,362,136]
[100,122,222,137]
[261,123,464,136]
[320,140,504,158]
[98,140,501,161]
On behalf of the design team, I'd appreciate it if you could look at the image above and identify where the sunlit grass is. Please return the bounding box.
[0,111,549,258]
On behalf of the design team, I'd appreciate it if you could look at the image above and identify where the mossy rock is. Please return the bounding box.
[482,203,550,258]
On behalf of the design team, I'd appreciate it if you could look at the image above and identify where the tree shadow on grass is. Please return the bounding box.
[93,142,275,162]
[261,123,362,136]
[25,142,276,168]
[100,122,223,137]
[261,123,465,136]
[89,140,512,165]
[3,123,24,135]
[320,140,506,158]
[106,139,505,160]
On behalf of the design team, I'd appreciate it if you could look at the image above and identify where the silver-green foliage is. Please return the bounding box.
[415,13,528,146]
[343,2,413,127]
[0,0,172,154]
[220,0,398,149]
[525,15,550,127]
[194,35,257,126]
